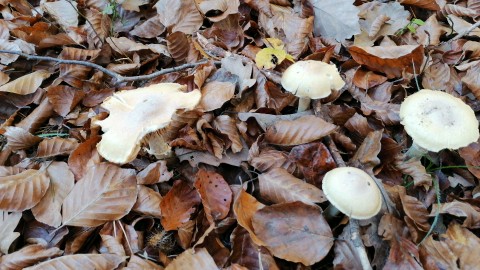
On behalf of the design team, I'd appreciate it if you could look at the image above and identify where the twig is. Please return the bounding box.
[0,50,218,84]
[451,19,480,41]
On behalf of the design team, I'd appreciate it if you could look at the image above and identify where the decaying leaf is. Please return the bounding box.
[160,180,201,231]
[194,169,232,222]
[311,0,361,41]
[62,163,137,227]
[0,211,22,254]
[23,254,125,270]
[165,248,218,270]
[0,244,63,269]
[0,70,51,95]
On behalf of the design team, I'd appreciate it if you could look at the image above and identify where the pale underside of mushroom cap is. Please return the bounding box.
[322,167,382,220]
[94,83,201,164]
[400,89,479,152]
[281,60,345,99]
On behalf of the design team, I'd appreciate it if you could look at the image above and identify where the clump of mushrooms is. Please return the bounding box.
[400,89,479,158]
[281,60,345,112]
[93,83,201,164]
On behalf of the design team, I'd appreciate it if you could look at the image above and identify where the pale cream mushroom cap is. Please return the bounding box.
[94,83,201,164]
[322,167,382,220]
[281,60,345,99]
[400,89,479,152]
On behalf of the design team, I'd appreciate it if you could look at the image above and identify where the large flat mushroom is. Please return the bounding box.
[400,89,479,158]
[93,83,201,164]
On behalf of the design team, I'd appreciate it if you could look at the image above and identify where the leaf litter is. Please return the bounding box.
[0,0,479,269]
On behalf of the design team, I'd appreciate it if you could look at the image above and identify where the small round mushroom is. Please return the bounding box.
[400,89,479,158]
[322,167,382,220]
[281,60,345,112]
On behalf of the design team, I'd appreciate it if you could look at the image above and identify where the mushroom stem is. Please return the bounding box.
[323,204,340,220]
[405,142,428,159]
[350,219,373,270]
[297,97,311,112]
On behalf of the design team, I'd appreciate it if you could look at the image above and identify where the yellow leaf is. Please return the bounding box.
[265,38,285,50]
[255,47,294,69]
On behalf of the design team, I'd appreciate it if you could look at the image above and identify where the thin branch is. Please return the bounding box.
[0,50,218,84]
[451,19,480,41]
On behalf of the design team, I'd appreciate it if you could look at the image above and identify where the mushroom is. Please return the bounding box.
[400,89,479,158]
[322,167,382,220]
[322,166,381,270]
[94,83,201,164]
[281,60,345,112]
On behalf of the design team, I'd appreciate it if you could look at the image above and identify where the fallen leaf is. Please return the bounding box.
[258,168,326,205]
[431,201,480,228]
[23,254,124,270]
[124,255,164,270]
[252,201,333,265]
[0,211,22,254]
[160,180,201,231]
[36,138,79,158]
[3,127,42,151]
[194,169,233,222]
[288,142,336,184]
[0,244,63,270]
[132,185,162,218]
[155,0,203,34]
[62,163,137,227]
[0,168,50,212]
[165,248,218,270]
[349,45,424,78]
[311,0,361,41]
[265,115,337,145]
[233,189,265,246]
[199,81,235,111]
[384,236,423,270]
[0,70,51,95]
[31,162,75,228]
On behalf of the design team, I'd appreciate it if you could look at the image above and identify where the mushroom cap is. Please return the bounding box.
[322,167,382,219]
[400,89,479,152]
[94,83,201,164]
[281,60,345,99]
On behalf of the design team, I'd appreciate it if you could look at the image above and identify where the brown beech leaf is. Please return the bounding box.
[165,248,218,270]
[124,255,163,270]
[132,185,162,218]
[265,115,337,145]
[167,32,189,64]
[230,226,279,270]
[384,236,423,270]
[353,69,388,89]
[37,138,79,158]
[155,0,203,34]
[447,15,480,38]
[67,136,102,180]
[258,168,326,205]
[233,189,265,246]
[84,9,110,48]
[99,234,125,257]
[0,70,51,95]
[199,81,235,112]
[0,211,22,254]
[46,85,85,117]
[443,4,479,18]
[3,127,42,151]
[57,47,100,88]
[62,163,137,227]
[196,0,240,22]
[131,15,165,39]
[213,115,243,153]
[332,223,365,270]
[31,162,74,228]
[398,0,440,10]
[0,168,50,211]
[252,201,333,265]
[431,201,480,228]
[23,254,124,270]
[394,157,432,187]
[349,45,424,78]
[461,62,480,99]
[288,142,336,185]
[394,186,430,232]
[420,222,480,269]
[349,130,382,174]
[458,142,480,178]
[136,160,173,185]
[160,180,201,231]
[194,169,233,222]
[422,60,450,91]
[250,148,295,173]
[0,244,63,270]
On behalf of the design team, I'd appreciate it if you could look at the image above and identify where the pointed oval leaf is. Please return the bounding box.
[0,244,63,269]
[62,163,137,227]
[194,169,233,221]
[132,185,162,218]
[160,180,201,231]
[0,169,50,211]
[252,201,334,265]
[165,248,218,270]
[0,70,51,95]
[37,138,79,158]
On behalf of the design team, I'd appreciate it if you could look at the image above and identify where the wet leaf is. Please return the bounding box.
[252,201,333,265]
